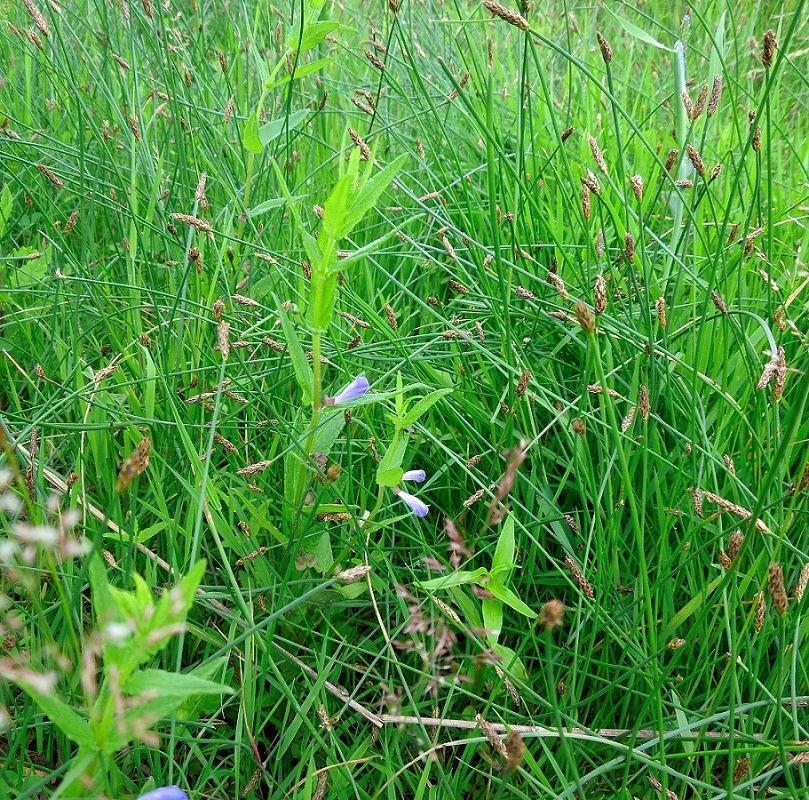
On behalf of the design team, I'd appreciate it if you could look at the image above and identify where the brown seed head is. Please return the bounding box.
[348,126,372,161]
[504,729,525,771]
[794,563,809,603]
[581,169,600,195]
[596,31,612,64]
[711,290,728,315]
[587,134,608,173]
[547,271,568,299]
[212,298,224,322]
[754,591,766,632]
[594,273,607,316]
[476,714,507,756]
[141,0,154,19]
[691,83,709,119]
[692,488,704,518]
[732,756,751,784]
[664,149,678,174]
[572,418,585,436]
[575,301,595,334]
[564,556,594,598]
[639,385,650,420]
[116,437,151,493]
[667,638,686,650]
[64,210,79,234]
[364,49,385,70]
[37,164,63,188]
[709,163,722,182]
[768,563,788,615]
[217,321,231,359]
[621,406,636,432]
[727,531,744,563]
[539,599,564,630]
[388,0,399,14]
[656,297,667,328]
[681,90,693,119]
[561,126,574,143]
[449,278,469,295]
[24,0,49,36]
[752,126,762,152]
[624,231,635,263]
[384,303,398,331]
[686,144,705,177]
[482,1,530,31]
[516,369,531,398]
[630,174,644,202]
[515,285,535,300]
[580,184,591,221]
[338,565,372,584]
[773,347,787,401]
[223,96,235,124]
[707,75,723,116]
[762,29,776,68]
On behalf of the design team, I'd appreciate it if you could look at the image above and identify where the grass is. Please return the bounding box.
[1,0,809,797]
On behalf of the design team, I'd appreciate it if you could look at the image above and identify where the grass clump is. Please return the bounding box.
[1,1,809,798]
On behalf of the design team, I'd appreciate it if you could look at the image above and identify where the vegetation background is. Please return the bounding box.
[1,0,808,797]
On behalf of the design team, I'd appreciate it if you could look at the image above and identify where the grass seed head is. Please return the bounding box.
[116,437,151,493]
[384,303,398,330]
[762,29,776,67]
[24,0,49,36]
[482,1,530,31]
[728,531,744,563]
[539,599,564,630]
[656,297,667,328]
[580,184,591,221]
[547,271,568,299]
[564,556,595,598]
[364,49,385,70]
[217,321,231,359]
[587,134,608,173]
[752,126,762,152]
[686,144,705,176]
[754,591,766,632]
[624,231,635,263]
[516,369,531,398]
[711,290,728,315]
[504,730,525,771]
[768,563,788,615]
[691,83,708,119]
[594,273,607,315]
[681,90,693,119]
[476,714,507,757]
[575,301,595,334]
[37,164,63,188]
[707,75,723,116]
[561,126,574,143]
[596,31,612,64]
[794,563,809,603]
[639,385,650,420]
[732,756,751,784]
[348,126,372,160]
[630,174,644,201]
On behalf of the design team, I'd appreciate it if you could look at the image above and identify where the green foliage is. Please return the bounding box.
[2,1,809,798]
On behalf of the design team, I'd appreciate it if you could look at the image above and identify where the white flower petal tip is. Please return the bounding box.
[138,788,189,800]
[399,490,430,518]
[402,469,427,483]
[330,375,370,405]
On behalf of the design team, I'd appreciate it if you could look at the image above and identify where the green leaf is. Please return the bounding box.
[267,57,332,90]
[482,597,503,645]
[0,183,12,239]
[258,109,311,146]
[311,409,345,458]
[376,467,404,488]
[12,677,95,749]
[491,644,528,682]
[399,388,454,428]
[287,21,341,53]
[418,568,489,591]
[341,154,408,236]
[242,111,263,154]
[307,270,338,331]
[376,430,408,484]
[486,583,536,619]
[276,301,314,404]
[123,668,234,698]
[489,513,515,587]
[321,173,353,243]
[603,6,674,51]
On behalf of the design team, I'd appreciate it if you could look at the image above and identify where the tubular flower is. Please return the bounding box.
[393,487,430,517]
[402,469,426,482]
[324,375,369,406]
[138,789,189,800]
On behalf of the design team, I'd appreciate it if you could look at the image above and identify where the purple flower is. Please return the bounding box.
[396,489,430,518]
[324,375,370,406]
[138,788,189,800]
[402,469,426,483]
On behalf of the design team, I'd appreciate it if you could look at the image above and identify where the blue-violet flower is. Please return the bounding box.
[324,375,369,406]
[394,488,430,518]
[402,469,426,482]
[138,788,189,800]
